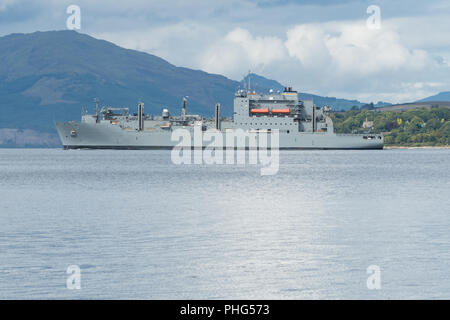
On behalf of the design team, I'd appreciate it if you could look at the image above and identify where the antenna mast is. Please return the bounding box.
[94,98,99,123]
[182,96,188,119]
[94,98,99,115]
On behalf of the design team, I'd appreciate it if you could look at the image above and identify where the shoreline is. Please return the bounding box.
[384,145,450,149]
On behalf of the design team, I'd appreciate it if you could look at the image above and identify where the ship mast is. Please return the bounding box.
[94,98,99,123]
[182,96,188,120]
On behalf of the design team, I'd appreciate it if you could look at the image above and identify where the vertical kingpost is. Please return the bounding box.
[312,105,315,133]
[215,103,221,130]
[182,97,187,120]
[94,98,100,123]
[138,102,144,131]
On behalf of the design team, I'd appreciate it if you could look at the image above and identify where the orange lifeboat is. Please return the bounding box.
[271,108,290,114]
[250,108,269,114]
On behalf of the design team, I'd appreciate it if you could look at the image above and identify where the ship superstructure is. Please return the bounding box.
[233,87,332,133]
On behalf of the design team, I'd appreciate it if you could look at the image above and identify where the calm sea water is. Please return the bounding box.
[0,148,449,299]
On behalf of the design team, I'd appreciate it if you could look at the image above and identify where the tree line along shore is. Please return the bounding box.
[330,107,450,146]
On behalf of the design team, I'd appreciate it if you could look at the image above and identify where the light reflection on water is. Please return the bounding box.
[0,148,449,299]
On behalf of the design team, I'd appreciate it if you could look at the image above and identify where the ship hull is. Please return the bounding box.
[56,122,384,150]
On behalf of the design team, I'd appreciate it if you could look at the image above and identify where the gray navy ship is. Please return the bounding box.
[55,87,383,149]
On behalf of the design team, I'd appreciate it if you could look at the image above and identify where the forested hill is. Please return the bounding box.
[330,107,450,146]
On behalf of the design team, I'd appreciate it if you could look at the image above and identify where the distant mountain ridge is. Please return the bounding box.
[417,91,450,102]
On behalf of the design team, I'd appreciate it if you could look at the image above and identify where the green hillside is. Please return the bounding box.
[331,107,450,146]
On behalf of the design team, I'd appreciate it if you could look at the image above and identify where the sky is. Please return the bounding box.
[1,0,450,103]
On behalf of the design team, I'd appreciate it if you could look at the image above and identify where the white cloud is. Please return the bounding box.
[94,22,220,67]
[0,0,17,11]
[199,28,287,76]
[285,24,332,68]
[285,21,435,77]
